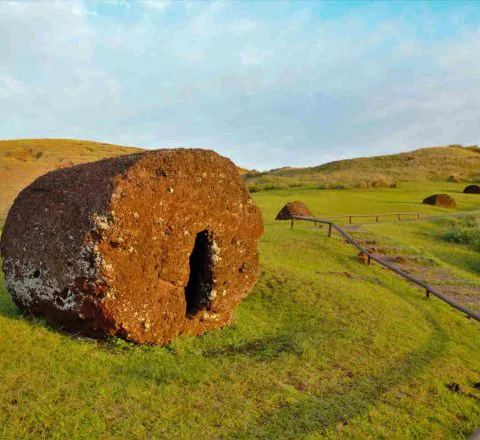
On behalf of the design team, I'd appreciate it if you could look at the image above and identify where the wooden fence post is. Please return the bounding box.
[328,224,332,237]
[291,218,294,229]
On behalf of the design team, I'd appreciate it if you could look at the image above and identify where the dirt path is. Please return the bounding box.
[344,228,480,311]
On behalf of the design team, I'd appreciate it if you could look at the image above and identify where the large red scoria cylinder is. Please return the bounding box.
[0,149,263,345]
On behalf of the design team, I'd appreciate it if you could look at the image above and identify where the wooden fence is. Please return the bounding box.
[315,212,420,224]
[291,215,480,323]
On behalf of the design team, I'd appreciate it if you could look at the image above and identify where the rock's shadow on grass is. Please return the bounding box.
[227,308,450,439]
[0,289,21,319]
[107,335,305,386]
[201,334,303,360]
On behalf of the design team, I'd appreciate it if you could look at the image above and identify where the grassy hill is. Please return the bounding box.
[246,146,480,191]
[2,140,479,218]
[0,139,144,221]
[0,138,480,437]
[0,182,479,438]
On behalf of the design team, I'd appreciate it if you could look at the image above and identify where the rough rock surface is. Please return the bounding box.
[0,149,263,345]
[275,201,313,220]
[463,184,480,194]
[422,194,457,209]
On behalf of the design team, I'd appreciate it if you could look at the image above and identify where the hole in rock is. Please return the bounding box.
[185,230,214,317]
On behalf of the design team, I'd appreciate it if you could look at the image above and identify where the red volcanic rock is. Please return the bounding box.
[463,184,480,194]
[275,201,313,220]
[0,149,263,345]
[422,194,457,209]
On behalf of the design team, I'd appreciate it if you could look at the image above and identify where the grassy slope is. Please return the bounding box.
[255,181,480,220]
[246,146,480,189]
[1,183,479,439]
[0,139,143,222]
[369,219,480,285]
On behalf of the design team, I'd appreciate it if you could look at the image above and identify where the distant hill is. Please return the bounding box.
[0,139,254,222]
[245,146,480,191]
[0,139,143,222]
[1,140,480,220]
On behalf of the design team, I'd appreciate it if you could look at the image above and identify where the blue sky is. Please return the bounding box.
[1,0,480,170]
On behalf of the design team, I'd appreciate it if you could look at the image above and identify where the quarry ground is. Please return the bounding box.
[0,181,479,439]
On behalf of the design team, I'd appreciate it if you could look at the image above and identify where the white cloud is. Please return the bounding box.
[229,19,257,36]
[0,1,479,169]
[0,74,26,98]
[141,0,170,12]
[240,47,270,67]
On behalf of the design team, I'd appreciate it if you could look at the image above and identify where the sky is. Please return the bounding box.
[1,0,480,170]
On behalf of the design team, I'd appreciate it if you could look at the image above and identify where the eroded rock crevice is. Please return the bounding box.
[185,230,215,317]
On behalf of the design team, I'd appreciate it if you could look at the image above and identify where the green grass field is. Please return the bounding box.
[1,182,479,439]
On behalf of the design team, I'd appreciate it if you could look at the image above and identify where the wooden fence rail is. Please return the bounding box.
[291,215,480,323]
[316,212,420,224]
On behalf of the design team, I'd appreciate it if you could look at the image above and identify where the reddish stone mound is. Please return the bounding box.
[275,201,313,220]
[422,194,457,209]
[463,184,480,194]
[0,149,263,345]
